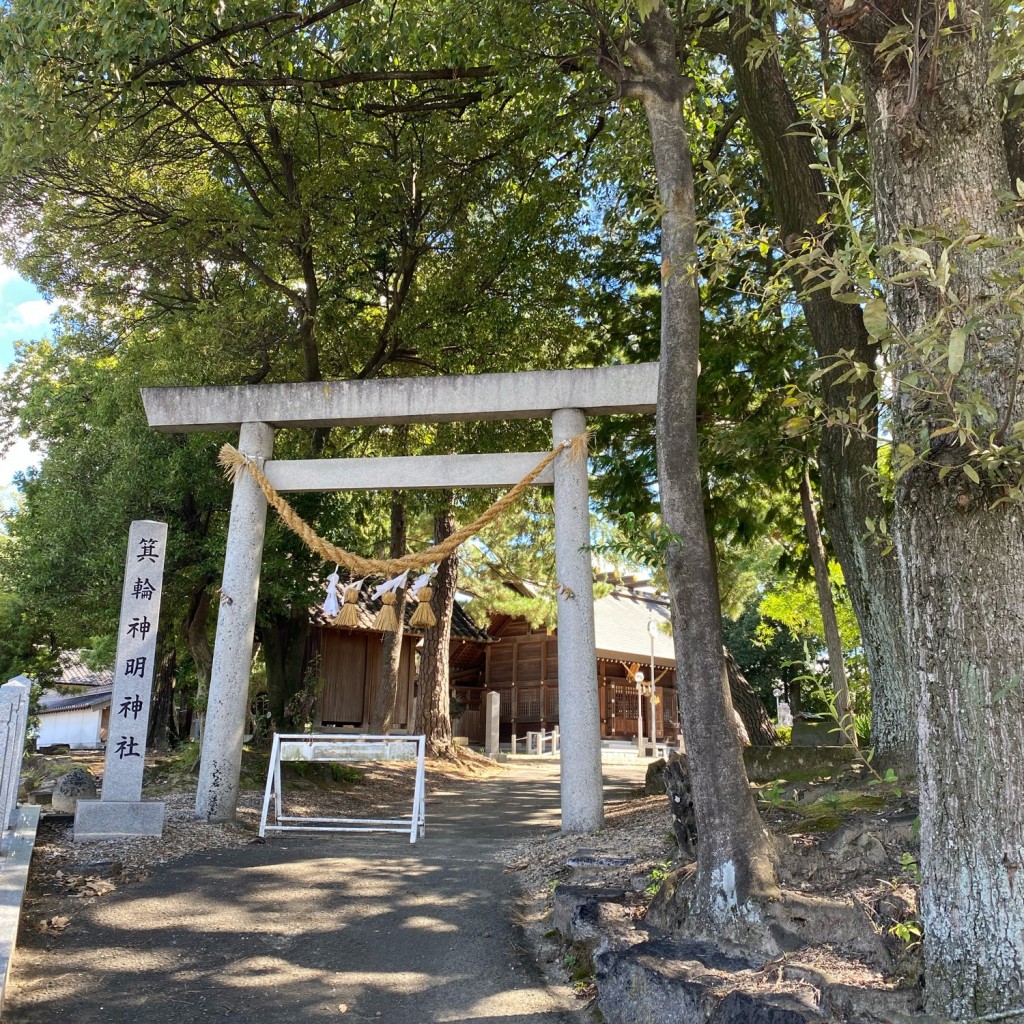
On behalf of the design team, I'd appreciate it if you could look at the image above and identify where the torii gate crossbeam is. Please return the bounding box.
[141,362,659,833]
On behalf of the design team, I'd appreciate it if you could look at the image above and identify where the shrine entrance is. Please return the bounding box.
[142,362,658,832]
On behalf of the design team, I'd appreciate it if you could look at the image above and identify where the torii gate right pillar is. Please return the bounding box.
[551,408,604,832]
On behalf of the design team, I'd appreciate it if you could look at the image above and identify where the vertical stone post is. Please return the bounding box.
[551,408,603,832]
[196,421,274,822]
[0,681,29,831]
[484,691,500,758]
[75,522,168,840]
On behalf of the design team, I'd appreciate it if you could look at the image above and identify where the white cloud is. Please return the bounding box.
[0,437,41,506]
[0,298,56,338]
[0,264,18,289]
[11,299,52,328]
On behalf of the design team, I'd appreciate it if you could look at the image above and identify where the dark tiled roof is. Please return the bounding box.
[312,590,490,643]
[56,651,114,689]
[39,686,113,714]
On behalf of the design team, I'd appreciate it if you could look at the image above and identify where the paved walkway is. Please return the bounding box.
[5,762,646,1024]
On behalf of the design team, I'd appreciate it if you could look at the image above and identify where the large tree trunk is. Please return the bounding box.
[183,586,213,743]
[262,606,310,729]
[622,4,778,930]
[727,13,913,768]
[799,464,856,746]
[414,497,457,756]
[724,649,778,747]
[147,643,178,750]
[830,1,1024,1014]
[369,495,408,733]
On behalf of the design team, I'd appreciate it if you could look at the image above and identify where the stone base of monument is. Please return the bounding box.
[73,800,165,841]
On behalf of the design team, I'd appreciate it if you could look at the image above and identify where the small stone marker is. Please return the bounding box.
[484,691,500,758]
[74,521,168,840]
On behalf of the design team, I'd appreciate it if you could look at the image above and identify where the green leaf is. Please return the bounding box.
[963,464,980,484]
[948,329,967,374]
[635,0,662,20]
[903,245,933,269]
[862,297,887,339]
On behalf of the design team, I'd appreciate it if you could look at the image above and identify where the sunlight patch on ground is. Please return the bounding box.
[444,987,564,1019]
[399,914,459,933]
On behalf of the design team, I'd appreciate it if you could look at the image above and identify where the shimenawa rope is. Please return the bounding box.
[217,433,589,578]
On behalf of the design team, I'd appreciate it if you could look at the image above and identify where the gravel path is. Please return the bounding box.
[5,761,647,1024]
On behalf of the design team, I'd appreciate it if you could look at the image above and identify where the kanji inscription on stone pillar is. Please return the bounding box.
[74,521,168,840]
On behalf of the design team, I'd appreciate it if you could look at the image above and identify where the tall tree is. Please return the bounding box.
[414,495,458,755]
[596,2,779,930]
[723,9,913,767]
[0,0,606,749]
[823,0,1024,1014]
[369,494,409,734]
[799,462,856,745]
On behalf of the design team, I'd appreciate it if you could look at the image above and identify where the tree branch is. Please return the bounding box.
[144,66,495,91]
[130,0,367,81]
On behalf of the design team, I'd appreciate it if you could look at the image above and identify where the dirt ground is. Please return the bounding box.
[13,748,923,1022]
[20,745,507,942]
[6,757,640,1024]
[501,764,923,1015]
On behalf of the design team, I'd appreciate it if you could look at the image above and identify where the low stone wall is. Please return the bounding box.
[742,745,858,783]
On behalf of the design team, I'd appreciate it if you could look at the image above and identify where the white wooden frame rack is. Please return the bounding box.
[258,733,427,844]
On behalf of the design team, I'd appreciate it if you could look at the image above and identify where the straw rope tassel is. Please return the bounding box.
[409,586,436,629]
[217,431,591,578]
[372,591,400,633]
[337,586,360,628]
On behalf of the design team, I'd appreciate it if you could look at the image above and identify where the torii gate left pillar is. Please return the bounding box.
[196,421,273,822]
[142,363,659,832]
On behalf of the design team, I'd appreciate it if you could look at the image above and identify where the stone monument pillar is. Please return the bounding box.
[551,408,603,832]
[75,521,168,840]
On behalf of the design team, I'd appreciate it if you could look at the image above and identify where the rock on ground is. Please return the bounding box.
[50,768,98,813]
[596,938,824,1024]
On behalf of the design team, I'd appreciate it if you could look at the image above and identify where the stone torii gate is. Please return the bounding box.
[141,362,658,832]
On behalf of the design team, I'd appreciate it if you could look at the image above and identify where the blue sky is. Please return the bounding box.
[0,263,53,490]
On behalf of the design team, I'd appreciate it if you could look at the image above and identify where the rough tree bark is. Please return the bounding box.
[608,3,779,931]
[828,0,1024,1014]
[414,496,457,756]
[799,464,857,746]
[262,605,310,729]
[724,649,779,747]
[183,586,213,744]
[369,494,408,734]
[147,644,178,750]
[726,13,913,767]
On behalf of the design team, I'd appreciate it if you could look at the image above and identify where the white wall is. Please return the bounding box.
[37,709,103,749]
